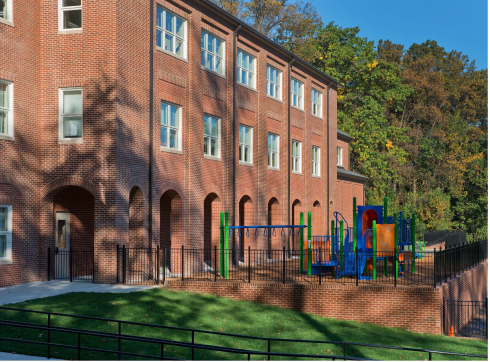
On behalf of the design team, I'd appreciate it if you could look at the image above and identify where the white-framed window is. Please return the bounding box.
[292,140,302,173]
[59,88,83,141]
[0,80,13,137]
[160,101,181,151]
[0,0,12,22]
[0,205,12,261]
[266,65,282,100]
[337,146,343,166]
[157,6,186,58]
[59,0,82,30]
[312,89,322,117]
[237,49,256,89]
[201,31,224,75]
[291,78,304,109]
[204,114,220,158]
[312,146,320,176]
[268,133,279,169]
[239,125,252,164]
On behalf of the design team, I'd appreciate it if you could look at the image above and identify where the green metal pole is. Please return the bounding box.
[372,220,376,280]
[220,212,224,276]
[394,220,399,279]
[353,197,357,251]
[384,197,388,224]
[412,212,416,273]
[340,220,344,275]
[307,212,312,276]
[300,212,304,273]
[224,212,229,279]
[331,220,335,277]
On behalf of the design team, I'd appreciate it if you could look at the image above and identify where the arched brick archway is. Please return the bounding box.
[204,192,221,265]
[312,201,322,236]
[291,199,303,249]
[160,189,183,274]
[238,195,253,262]
[268,197,281,255]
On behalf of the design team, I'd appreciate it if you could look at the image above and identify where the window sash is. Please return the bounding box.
[312,90,322,116]
[60,0,82,29]
[161,102,181,150]
[312,147,320,176]
[292,141,301,172]
[201,32,224,74]
[204,115,220,157]
[337,147,342,166]
[0,81,10,136]
[60,88,83,140]
[268,134,279,168]
[0,205,12,260]
[266,66,281,99]
[291,79,303,109]
[156,7,186,57]
[239,125,252,163]
[237,50,255,88]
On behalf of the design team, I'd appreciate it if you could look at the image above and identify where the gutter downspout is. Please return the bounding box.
[287,58,294,252]
[149,0,154,249]
[232,25,241,252]
[326,86,330,230]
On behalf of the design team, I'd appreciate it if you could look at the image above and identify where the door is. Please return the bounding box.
[55,212,70,279]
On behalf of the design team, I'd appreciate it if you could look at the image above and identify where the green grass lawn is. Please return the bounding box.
[0,288,487,360]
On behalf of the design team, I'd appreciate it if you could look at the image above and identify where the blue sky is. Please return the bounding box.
[309,0,488,70]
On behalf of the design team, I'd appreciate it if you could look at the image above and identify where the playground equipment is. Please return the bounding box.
[309,196,417,280]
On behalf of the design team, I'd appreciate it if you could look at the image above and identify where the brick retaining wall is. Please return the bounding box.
[163,281,442,334]
[439,261,487,301]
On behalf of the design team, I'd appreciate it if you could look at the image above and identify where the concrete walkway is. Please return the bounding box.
[0,281,158,305]
[0,352,63,361]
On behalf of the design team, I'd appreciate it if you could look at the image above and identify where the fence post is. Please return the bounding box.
[433,248,436,288]
[163,246,166,285]
[394,243,397,288]
[486,297,488,340]
[214,245,217,283]
[355,246,358,287]
[47,313,51,359]
[92,247,95,283]
[449,245,452,280]
[122,245,126,284]
[116,245,119,284]
[156,245,160,285]
[319,247,322,285]
[181,245,184,281]
[70,248,73,283]
[248,246,251,283]
[442,297,445,335]
[282,246,286,284]
[47,246,51,282]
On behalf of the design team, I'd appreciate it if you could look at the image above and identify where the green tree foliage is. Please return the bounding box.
[210,2,488,233]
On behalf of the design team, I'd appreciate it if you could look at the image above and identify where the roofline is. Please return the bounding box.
[193,0,342,88]
[337,167,369,183]
[337,129,354,141]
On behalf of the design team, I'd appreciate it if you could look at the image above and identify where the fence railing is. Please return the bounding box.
[434,239,488,285]
[0,307,487,361]
[47,247,94,282]
[443,298,487,338]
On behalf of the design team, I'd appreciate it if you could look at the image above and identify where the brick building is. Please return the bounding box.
[0,0,366,287]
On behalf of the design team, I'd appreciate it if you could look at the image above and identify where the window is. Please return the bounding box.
[312,146,320,176]
[239,125,252,164]
[0,205,12,261]
[59,88,83,141]
[291,78,304,109]
[157,6,186,58]
[312,89,322,117]
[237,49,256,89]
[160,102,181,150]
[337,146,343,166]
[201,31,224,75]
[268,133,279,169]
[204,114,220,158]
[292,140,301,173]
[0,80,13,137]
[266,65,281,100]
[59,0,82,30]
[0,0,12,22]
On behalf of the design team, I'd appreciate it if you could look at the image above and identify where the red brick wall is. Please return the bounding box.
[336,178,364,227]
[439,261,487,301]
[129,187,146,248]
[163,280,443,334]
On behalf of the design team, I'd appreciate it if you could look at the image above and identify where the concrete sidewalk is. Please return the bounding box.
[0,281,158,305]
[0,352,63,361]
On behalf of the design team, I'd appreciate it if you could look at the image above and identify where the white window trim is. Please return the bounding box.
[292,140,302,173]
[0,0,13,25]
[0,205,12,263]
[337,146,343,166]
[311,88,322,118]
[291,78,304,110]
[237,49,256,90]
[157,6,187,59]
[204,114,221,159]
[268,133,280,170]
[160,101,182,152]
[201,30,225,76]
[312,146,320,177]
[59,87,83,144]
[58,0,82,32]
[266,65,282,101]
[239,124,253,165]
[0,80,13,140]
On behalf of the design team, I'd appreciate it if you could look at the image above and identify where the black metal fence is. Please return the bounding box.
[47,247,94,282]
[117,245,160,285]
[443,298,487,338]
[0,306,487,361]
[434,239,488,285]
